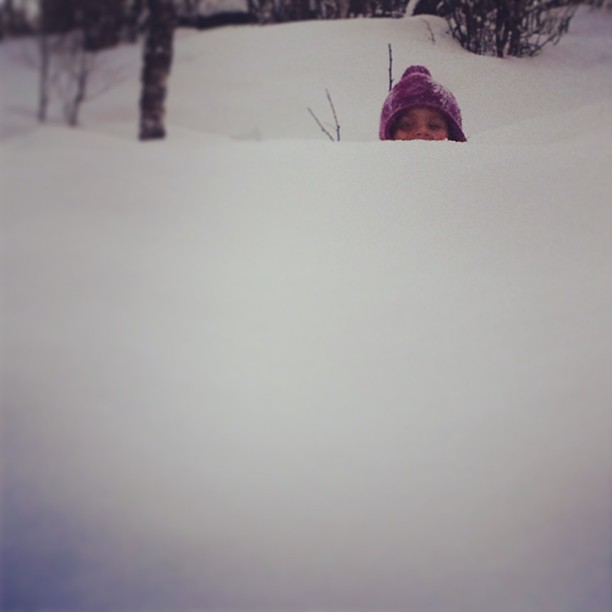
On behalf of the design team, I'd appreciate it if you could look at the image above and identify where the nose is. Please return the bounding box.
[415,127,432,140]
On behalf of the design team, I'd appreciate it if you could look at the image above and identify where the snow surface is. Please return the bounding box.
[2,8,612,611]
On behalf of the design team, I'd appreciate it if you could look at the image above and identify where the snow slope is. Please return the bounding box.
[2,8,612,611]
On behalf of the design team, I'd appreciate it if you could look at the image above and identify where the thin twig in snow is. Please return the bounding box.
[325,88,341,141]
[308,107,335,141]
[423,20,436,44]
[308,89,341,141]
[388,43,394,91]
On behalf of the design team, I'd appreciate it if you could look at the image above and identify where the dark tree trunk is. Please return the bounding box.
[507,0,525,57]
[139,0,175,140]
[495,1,509,58]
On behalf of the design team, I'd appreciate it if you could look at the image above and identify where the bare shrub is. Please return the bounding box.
[438,0,580,57]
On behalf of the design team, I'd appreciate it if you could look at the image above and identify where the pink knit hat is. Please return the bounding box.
[379,65,466,141]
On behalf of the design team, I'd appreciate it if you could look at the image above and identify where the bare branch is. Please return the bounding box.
[308,88,341,142]
[325,88,340,142]
[422,19,436,44]
[388,43,393,91]
[308,107,335,141]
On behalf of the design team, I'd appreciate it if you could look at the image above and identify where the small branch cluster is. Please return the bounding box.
[245,0,406,23]
[422,19,436,44]
[30,0,140,127]
[438,0,580,58]
[36,30,99,126]
[308,89,341,141]
[51,31,95,126]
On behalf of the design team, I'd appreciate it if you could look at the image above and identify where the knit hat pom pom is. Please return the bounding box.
[401,65,431,79]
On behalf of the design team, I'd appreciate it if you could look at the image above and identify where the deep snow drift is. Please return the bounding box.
[2,8,612,611]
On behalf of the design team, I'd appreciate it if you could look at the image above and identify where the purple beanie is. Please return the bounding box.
[379,65,466,142]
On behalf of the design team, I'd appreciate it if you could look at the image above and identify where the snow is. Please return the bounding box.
[2,8,612,611]
[196,0,250,15]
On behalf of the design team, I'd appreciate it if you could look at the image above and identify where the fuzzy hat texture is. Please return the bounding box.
[379,65,466,141]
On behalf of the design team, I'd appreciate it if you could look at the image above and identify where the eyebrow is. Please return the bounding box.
[396,116,446,127]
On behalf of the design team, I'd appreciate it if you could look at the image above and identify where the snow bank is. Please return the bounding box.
[2,6,611,611]
[4,126,611,610]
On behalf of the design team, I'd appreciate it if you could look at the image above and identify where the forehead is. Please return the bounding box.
[398,107,446,122]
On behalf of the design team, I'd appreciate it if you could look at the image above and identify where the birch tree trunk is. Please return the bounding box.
[139,0,175,140]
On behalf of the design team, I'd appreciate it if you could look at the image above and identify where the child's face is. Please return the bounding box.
[392,107,449,141]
